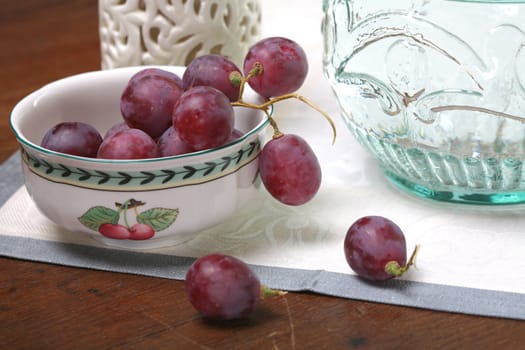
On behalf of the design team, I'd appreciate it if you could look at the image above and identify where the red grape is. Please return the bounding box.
[41,122,103,158]
[259,134,321,206]
[185,254,261,320]
[120,68,184,139]
[243,36,308,97]
[131,67,183,88]
[103,121,130,140]
[172,86,234,151]
[157,126,194,157]
[344,216,408,281]
[182,54,242,102]
[226,128,244,144]
[97,129,159,159]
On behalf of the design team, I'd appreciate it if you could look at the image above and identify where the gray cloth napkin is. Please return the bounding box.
[0,152,24,204]
[1,152,524,320]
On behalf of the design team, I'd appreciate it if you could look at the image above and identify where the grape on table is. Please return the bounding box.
[344,216,408,281]
[185,254,261,320]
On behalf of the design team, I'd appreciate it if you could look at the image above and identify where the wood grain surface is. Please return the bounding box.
[1,1,524,349]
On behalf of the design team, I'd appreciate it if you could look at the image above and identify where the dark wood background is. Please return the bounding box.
[1,1,524,348]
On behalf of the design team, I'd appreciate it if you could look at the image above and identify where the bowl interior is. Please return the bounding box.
[10,66,268,163]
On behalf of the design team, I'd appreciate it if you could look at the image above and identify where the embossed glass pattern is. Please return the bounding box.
[323,0,525,204]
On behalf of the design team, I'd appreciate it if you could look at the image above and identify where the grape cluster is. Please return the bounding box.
[41,36,336,207]
[39,63,243,161]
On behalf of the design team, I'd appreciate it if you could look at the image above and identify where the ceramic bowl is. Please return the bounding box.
[10,66,269,249]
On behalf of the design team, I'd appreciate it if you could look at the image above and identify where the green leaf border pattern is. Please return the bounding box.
[22,141,261,191]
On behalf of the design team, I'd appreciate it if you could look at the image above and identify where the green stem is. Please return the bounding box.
[265,109,283,139]
[260,285,287,299]
[384,244,420,277]
[234,62,263,104]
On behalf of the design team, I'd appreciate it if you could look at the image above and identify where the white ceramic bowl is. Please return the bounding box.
[10,66,269,249]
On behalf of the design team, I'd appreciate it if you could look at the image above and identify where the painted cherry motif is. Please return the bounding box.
[98,223,131,240]
[129,223,155,240]
[79,198,179,241]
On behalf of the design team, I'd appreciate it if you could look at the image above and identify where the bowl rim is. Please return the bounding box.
[9,65,271,164]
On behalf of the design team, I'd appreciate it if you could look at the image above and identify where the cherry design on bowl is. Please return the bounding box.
[78,198,179,240]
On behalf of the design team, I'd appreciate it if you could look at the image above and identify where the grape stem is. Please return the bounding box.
[264,109,283,139]
[231,62,337,144]
[384,244,421,277]
[237,62,263,100]
[260,285,288,299]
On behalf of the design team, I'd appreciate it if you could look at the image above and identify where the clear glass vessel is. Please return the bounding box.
[323,0,525,204]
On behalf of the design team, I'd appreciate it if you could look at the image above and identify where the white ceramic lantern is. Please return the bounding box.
[99,0,262,69]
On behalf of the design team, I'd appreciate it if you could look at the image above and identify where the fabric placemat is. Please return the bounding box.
[1,150,525,320]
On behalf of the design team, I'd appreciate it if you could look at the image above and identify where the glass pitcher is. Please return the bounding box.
[323,0,525,204]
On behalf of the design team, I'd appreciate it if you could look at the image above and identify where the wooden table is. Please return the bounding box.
[1,1,524,348]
